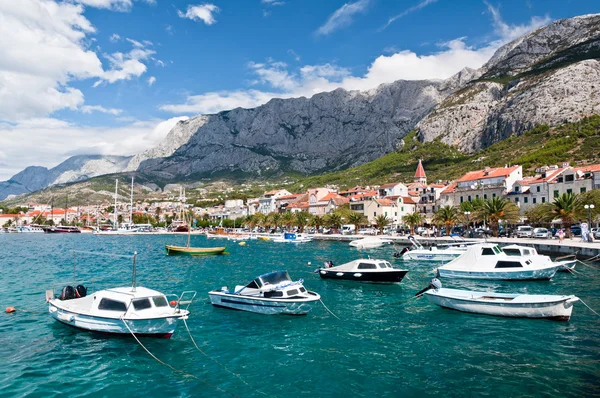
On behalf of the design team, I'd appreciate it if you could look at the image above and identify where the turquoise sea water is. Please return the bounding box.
[0,234,599,397]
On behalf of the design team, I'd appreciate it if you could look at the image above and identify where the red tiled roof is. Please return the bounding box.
[347,191,378,201]
[456,165,520,183]
[428,184,446,189]
[407,191,420,196]
[529,168,567,183]
[376,198,395,207]
[441,182,457,194]
[415,159,426,178]
[578,163,600,173]
[400,196,417,205]
[277,194,302,200]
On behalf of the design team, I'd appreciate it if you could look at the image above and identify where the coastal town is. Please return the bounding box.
[2,160,599,236]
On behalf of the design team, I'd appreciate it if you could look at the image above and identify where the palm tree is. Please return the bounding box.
[347,212,366,235]
[374,214,390,235]
[295,211,310,233]
[551,192,582,238]
[281,212,295,231]
[433,205,460,236]
[480,197,520,237]
[524,203,553,226]
[403,212,424,235]
[309,215,324,232]
[325,213,343,233]
[267,212,280,232]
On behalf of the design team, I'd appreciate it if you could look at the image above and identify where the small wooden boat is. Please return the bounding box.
[422,285,579,321]
[318,258,408,283]
[208,271,320,315]
[165,245,226,256]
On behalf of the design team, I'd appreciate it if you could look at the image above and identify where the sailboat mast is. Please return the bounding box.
[114,179,119,229]
[130,176,134,225]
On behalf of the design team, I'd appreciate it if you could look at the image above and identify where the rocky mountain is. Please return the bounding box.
[137,79,458,179]
[417,13,600,151]
[0,155,132,201]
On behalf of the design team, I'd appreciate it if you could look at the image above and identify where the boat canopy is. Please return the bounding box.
[246,271,292,289]
[284,233,297,240]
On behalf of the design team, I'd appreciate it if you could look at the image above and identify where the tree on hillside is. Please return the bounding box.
[295,211,310,233]
[403,212,424,235]
[551,192,582,238]
[374,214,390,235]
[480,197,520,237]
[347,212,366,235]
[433,205,460,236]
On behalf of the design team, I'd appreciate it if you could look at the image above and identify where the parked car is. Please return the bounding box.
[341,224,356,235]
[472,228,489,238]
[517,226,534,238]
[570,225,582,236]
[592,228,600,239]
[533,227,552,239]
[415,226,426,235]
[498,228,515,238]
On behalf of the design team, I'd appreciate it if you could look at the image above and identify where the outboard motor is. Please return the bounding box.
[414,278,442,297]
[75,285,87,298]
[394,247,410,258]
[60,285,75,301]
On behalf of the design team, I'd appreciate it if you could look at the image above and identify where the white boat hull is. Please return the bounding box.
[208,291,320,315]
[349,238,392,249]
[437,266,559,280]
[49,301,186,338]
[402,251,462,261]
[425,288,578,320]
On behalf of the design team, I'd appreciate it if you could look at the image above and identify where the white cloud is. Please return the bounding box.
[316,0,370,36]
[177,4,220,25]
[109,33,121,42]
[0,0,156,122]
[161,7,551,116]
[147,76,156,86]
[81,105,123,115]
[381,0,438,30]
[0,116,188,180]
[72,0,133,12]
[485,1,550,43]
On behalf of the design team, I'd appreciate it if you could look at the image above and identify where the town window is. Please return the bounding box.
[567,189,572,194]
[468,195,472,201]
[541,197,546,203]
[580,187,586,193]
[515,198,519,203]
[554,190,559,198]
[536,186,540,192]
[533,198,537,204]
[460,196,464,203]
[401,207,404,212]
[565,174,574,182]
[492,193,496,198]
[558,177,564,183]
[484,194,488,200]
[524,197,528,203]
[515,186,520,192]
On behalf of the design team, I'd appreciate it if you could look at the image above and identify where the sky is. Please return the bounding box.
[0,0,598,181]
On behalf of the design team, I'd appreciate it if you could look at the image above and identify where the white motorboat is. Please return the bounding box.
[437,243,566,280]
[318,258,408,283]
[272,232,312,243]
[349,237,393,249]
[397,236,469,261]
[16,225,45,233]
[208,271,320,315]
[419,280,579,321]
[502,244,576,272]
[46,252,196,338]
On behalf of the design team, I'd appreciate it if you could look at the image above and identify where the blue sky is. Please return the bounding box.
[0,0,598,180]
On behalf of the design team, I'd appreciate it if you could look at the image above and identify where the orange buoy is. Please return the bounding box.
[169,300,178,307]
[6,306,16,313]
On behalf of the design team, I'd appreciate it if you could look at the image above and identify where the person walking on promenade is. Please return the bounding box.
[557,228,564,244]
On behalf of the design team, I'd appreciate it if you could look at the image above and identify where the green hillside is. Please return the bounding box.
[291,115,600,190]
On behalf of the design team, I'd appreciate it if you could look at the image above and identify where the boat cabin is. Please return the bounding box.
[233,271,309,298]
[441,243,551,270]
[332,259,395,271]
[502,245,539,257]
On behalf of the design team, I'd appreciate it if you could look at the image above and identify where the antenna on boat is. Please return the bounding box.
[132,251,137,292]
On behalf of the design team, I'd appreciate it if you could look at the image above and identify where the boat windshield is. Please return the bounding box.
[503,248,522,256]
[258,271,292,287]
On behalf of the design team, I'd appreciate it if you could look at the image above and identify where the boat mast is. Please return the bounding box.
[114,179,119,229]
[132,251,137,292]
[129,176,134,225]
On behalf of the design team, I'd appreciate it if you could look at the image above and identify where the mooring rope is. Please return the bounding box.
[320,299,340,320]
[579,299,600,318]
[120,318,236,397]
[576,259,600,270]
[182,318,267,396]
